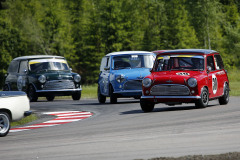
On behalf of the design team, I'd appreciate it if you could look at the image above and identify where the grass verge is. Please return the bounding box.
[136,152,240,160]
[11,114,38,127]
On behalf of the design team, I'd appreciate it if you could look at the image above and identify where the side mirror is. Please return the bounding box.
[104,67,110,71]
[207,66,212,73]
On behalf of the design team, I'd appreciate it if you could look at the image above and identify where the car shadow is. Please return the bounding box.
[120,104,217,115]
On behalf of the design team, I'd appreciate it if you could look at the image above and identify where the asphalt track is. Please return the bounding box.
[1,97,240,160]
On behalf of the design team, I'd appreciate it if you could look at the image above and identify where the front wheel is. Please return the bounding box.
[72,91,81,100]
[0,112,10,137]
[140,98,155,112]
[28,85,38,102]
[110,85,117,104]
[46,96,55,101]
[98,85,106,103]
[219,83,229,105]
[195,87,209,108]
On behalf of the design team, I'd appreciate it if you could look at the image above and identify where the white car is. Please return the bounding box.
[0,91,31,137]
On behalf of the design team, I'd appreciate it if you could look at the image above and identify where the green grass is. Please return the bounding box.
[228,69,240,96]
[136,152,240,160]
[81,84,98,99]
[11,114,38,127]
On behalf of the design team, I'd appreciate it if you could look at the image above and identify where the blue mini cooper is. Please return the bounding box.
[98,51,156,103]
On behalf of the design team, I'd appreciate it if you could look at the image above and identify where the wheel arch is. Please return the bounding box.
[0,109,12,121]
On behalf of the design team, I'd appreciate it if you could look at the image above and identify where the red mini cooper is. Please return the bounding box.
[140,49,230,112]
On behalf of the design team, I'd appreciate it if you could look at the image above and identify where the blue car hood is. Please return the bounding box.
[112,68,151,80]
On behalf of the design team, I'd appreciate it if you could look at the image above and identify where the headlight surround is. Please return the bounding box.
[188,78,197,88]
[38,75,46,83]
[74,74,81,83]
[142,78,152,88]
[116,74,125,83]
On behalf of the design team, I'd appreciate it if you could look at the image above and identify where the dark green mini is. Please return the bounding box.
[3,55,82,102]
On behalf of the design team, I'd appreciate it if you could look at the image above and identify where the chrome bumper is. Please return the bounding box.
[114,90,142,94]
[141,96,201,99]
[24,111,32,117]
[36,88,82,93]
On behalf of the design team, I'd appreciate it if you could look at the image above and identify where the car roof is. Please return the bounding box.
[105,51,154,56]
[12,55,65,61]
[157,49,218,55]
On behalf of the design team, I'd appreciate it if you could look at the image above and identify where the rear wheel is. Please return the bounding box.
[110,85,117,104]
[0,112,10,137]
[72,91,81,100]
[219,83,229,105]
[98,85,106,103]
[46,96,55,101]
[28,85,38,102]
[195,87,209,108]
[140,98,155,112]
[3,85,10,91]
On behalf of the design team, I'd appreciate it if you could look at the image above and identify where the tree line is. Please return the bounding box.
[0,0,240,85]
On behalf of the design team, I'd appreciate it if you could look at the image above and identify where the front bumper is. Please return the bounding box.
[114,90,142,96]
[141,96,201,99]
[141,95,201,103]
[24,111,32,117]
[36,88,82,93]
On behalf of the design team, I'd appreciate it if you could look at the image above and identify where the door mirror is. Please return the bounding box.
[207,66,212,73]
[104,67,110,71]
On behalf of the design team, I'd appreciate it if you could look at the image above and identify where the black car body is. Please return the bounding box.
[3,55,82,102]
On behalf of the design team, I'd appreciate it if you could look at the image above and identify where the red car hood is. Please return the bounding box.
[152,70,204,85]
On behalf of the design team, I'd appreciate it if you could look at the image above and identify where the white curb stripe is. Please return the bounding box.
[10,111,93,133]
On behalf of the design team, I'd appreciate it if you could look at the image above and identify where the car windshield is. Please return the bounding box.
[112,55,154,70]
[29,59,70,72]
[154,55,204,71]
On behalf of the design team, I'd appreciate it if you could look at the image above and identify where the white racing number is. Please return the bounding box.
[212,74,218,94]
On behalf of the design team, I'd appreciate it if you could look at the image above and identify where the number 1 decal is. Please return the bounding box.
[212,74,218,94]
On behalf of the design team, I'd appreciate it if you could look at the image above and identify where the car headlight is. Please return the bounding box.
[74,74,81,83]
[116,74,125,83]
[38,75,46,83]
[188,78,197,87]
[142,78,152,88]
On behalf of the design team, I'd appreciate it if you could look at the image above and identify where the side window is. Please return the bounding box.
[19,61,28,73]
[8,60,19,73]
[214,55,224,70]
[207,56,215,71]
[100,57,109,71]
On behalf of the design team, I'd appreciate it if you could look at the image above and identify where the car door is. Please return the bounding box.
[17,60,28,92]
[99,56,110,96]
[207,55,221,98]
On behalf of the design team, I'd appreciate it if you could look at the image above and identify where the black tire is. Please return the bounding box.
[72,91,81,100]
[3,85,10,91]
[46,96,55,101]
[195,87,209,108]
[219,83,229,105]
[140,98,155,112]
[110,85,117,104]
[28,85,38,102]
[98,85,106,103]
[0,112,10,137]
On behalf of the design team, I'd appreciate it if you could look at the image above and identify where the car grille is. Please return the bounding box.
[123,80,142,90]
[43,80,75,90]
[150,84,190,96]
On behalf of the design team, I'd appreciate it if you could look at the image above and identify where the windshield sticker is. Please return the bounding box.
[212,74,218,94]
[29,59,66,64]
[176,72,190,76]
[157,57,164,60]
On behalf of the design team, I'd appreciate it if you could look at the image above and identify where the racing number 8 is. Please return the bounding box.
[212,74,218,94]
